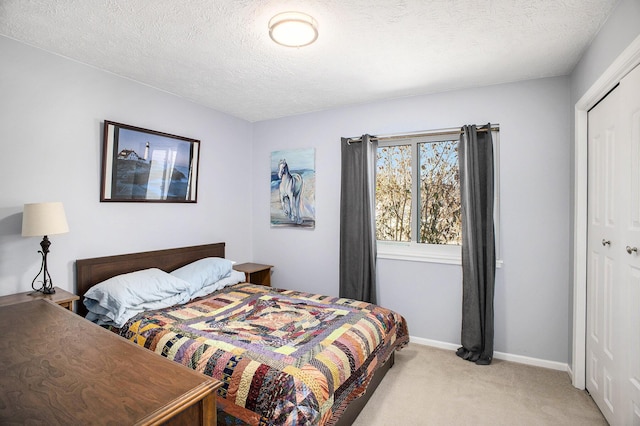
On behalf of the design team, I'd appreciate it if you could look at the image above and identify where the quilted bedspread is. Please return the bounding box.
[118,283,409,425]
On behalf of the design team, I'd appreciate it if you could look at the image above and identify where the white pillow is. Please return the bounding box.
[170,257,233,295]
[83,268,191,327]
[189,269,246,299]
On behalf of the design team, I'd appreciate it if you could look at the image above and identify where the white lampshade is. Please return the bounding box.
[269,12,318,47]
[22,202,69,237]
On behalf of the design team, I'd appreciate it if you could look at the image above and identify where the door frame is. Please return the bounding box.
[572,34,640,389]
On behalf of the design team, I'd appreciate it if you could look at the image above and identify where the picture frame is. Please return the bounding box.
[101,121,200,203]
[270,148,316,228]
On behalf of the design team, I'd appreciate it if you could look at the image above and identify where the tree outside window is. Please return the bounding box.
[375,136,461,246]
[418,140,460,245]
[375,144,412,242]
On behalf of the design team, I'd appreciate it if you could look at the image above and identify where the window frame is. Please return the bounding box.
[375,128,501,266]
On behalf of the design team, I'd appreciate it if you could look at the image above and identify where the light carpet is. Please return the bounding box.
[352,343,606,425]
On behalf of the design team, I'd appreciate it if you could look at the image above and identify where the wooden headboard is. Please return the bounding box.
[75,242,225,317]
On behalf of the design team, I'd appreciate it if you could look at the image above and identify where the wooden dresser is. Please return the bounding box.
[0,300,220,425]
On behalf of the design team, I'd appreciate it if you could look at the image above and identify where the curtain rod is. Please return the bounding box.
[346,125,500,144]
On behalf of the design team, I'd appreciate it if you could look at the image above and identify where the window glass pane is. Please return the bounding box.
[418,140,461,245]
[376,145,411,242]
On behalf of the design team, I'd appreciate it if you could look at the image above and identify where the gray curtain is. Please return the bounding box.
[456,124,496,365]
[339,134,378,303]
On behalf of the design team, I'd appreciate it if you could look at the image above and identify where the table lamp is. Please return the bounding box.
[22,202,69,294]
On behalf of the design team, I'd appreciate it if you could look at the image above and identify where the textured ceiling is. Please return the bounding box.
[0,0,618,122]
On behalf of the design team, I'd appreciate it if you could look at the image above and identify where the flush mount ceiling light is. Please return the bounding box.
[269,12,318,47]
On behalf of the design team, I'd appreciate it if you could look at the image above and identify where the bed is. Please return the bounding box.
[76,243,409,426]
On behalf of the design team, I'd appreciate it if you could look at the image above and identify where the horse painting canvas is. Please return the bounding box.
[270,148,315,228]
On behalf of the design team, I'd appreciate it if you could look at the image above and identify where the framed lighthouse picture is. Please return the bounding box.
[101,121,200,203]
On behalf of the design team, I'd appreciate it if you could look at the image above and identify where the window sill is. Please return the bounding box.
[377,243,503,268]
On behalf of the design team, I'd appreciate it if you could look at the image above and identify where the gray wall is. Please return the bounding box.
[0,36,254,296]
[251,77,572,363]
[571,0,640,103]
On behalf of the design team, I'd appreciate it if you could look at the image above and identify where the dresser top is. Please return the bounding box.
[0,300,219,424]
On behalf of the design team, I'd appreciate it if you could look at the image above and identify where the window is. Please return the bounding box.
[375,129,500,264]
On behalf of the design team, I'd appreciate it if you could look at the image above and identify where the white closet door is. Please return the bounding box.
[587,63,640,425]
[587,82,623,425]
[618,63,640,426]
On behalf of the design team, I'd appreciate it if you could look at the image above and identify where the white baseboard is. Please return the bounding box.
[409,336,569,372]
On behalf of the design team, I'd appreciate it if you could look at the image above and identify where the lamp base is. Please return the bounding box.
[31,235,56,295]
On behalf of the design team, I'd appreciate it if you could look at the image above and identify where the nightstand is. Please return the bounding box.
[233,263,273,287]
[0,287,80,312]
